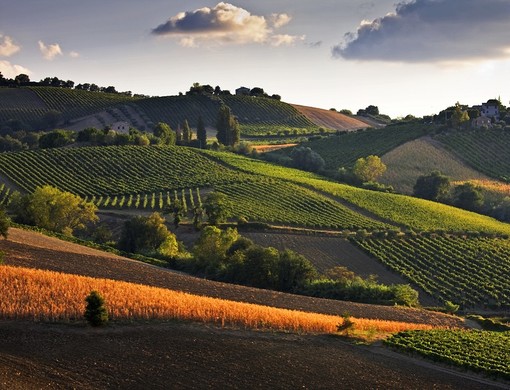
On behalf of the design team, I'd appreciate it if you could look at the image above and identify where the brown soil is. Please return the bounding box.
[291,104,369,131]
[0,228,503,389]
[252,143,298,153]
[0,321,502,390]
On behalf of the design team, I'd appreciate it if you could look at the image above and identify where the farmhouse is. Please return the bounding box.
[235,87,250,96]
[480,99,500,120]
[472,115,492,129]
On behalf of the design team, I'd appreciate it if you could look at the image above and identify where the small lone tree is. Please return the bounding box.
[204,192,231,226]
[413,171,451,202]
[216,105,240,147]
[352,155,386,183]
[84,291,108,327]
[196,116,207,149]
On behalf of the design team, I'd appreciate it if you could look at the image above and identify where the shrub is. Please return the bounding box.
[84,291,108,327]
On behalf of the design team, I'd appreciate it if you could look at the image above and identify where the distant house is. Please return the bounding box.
[235,87,250,96]
[480,99,500,119]
[472,115,492,128]
[111,121,130,133]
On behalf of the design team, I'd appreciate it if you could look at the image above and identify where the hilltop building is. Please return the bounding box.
[111,121,130,133]
[235,87,250,96]
[480,99,500,120]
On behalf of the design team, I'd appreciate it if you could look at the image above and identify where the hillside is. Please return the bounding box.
[291,104,369,131]
[380,137,489,194]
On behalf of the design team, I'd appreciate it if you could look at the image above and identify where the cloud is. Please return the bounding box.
[0,60,31,78]
[38,40,63,60]
[69,51,80,58]
[152,2,303,47]
[333,0,510,63]
[0,35,21,57]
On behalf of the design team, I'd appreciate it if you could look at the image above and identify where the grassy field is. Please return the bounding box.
[380,138,488,194]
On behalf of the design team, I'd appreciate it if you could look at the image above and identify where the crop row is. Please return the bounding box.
[0,145,246,196]
[292,123,431,170]
[436,129,510,181]
[351,235,510,307]
[30,87,137,121]
[209,151,510,236]
[215,179,386,230]
[385,330,510,379]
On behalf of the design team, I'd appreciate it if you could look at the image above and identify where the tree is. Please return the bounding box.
[38,129,73,148]
[290,146,325,172]
[216,105,240,146]
[451,102,470,129]
[352,155,386,183]
[278,250,317,292]
[84,291,108,327]
[203,192,231,226]
[153,122,176,145]
[413,171,451,202]
[10,185,98,235]
[452,182,484,212]
[182,119,192,144]
[0,208,10,239]
[14,73,30,86]
[242,246,280,289]
[196,116,207,149]
[193,226,239,273]
[118,212,179,257]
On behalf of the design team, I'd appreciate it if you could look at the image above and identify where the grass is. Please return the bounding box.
[0,265,437,338]
[380,138,487,194]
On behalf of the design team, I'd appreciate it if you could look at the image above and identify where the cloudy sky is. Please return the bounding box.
[1,0,510,118]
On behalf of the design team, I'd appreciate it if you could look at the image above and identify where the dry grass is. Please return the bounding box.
[0,265,437,337]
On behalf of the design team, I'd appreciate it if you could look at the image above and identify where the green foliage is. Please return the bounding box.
[384,330,510,380]
[192,226,240,274]
[118,212,179,258]
[352,155,386,183]
[452,182,484,212]
[290,146,325,172]
[181,119,192,144]
[38,129,74,149]
[10,185,97,235]
[153,122,176,145]
[0,208,10,239]
[353,235,510,308]
[443,300,459,314]
[203,192,231,226]
[84,290,108,327]
[413,171,451,201]
[196,115,207,149]
[216,105,240,146]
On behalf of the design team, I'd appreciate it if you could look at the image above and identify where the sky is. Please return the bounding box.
[1,0,510,118]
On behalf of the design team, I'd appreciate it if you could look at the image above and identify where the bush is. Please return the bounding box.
[84,291,108,327]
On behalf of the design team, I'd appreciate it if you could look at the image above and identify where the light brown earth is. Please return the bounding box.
[291,104,371,131]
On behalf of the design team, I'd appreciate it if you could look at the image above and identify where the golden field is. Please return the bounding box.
[0,265,437,336]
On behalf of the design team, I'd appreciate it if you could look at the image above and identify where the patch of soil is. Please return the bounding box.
[0,321,501,390]
[0,228,463,328]
[291,104,368,131]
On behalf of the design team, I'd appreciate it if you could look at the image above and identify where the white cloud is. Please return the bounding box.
[333,0,510,63]
[270,34,305,47]
[152,2,303,47]
[38,40,63,60]
[69,51,80,58]
[0,60,31,78]
[0,35,21,57]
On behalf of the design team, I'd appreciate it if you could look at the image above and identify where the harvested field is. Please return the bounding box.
[0,228,462,327]
[292,104,369,131]
[0,321,500,390]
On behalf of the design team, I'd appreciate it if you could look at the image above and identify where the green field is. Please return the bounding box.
[210,151,510,236]
[274,123,431,171]
[352,235,510,308]
[435,129,510,182]
[385,330,510,379]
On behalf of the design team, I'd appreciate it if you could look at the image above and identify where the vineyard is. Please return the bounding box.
[218,95,319,135]
[30,87,138,122]
[0,88,50,126]
[277,123,432,171]
[0,145,245,196]
[435,129,510,182]
[210,151,510,236]
[352,235,510,308]
[385,330,510,379]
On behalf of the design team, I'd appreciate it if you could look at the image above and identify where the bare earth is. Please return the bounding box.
[291,104,369,131]
[1,228,504,389]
